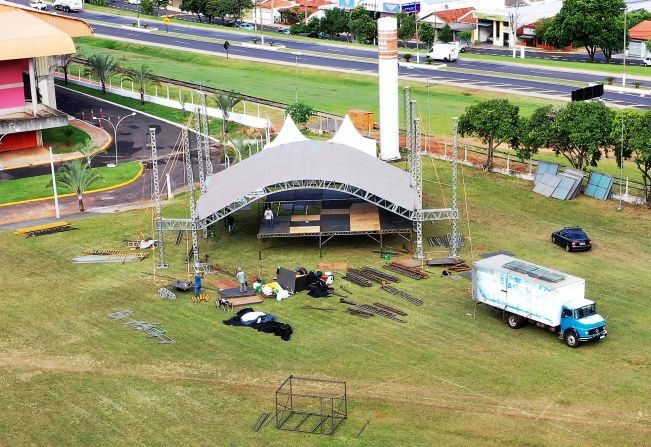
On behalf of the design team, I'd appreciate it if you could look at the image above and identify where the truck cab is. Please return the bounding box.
[560,299,607,348]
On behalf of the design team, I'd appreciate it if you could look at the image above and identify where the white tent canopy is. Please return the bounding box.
[328,114,377,158]
[264,114,308,149]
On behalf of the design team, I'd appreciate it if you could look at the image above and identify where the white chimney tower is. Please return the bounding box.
[378,17,400,161]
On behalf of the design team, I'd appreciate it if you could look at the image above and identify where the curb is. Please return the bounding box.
[0,162,145,208]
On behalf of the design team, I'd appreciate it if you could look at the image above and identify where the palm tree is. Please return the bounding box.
[85,54,119,94]
[121,64,160,104]
[213,90,242,143]
[53,160,103,212]
[222,138,242,167]
[76,137,100,166]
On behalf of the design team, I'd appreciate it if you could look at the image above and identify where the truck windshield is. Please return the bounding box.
[575,304,596,319]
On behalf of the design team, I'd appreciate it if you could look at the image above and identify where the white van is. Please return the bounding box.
[53,0,83,12]
[428,44,459,62]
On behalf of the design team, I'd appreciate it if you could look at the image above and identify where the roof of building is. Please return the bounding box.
[434,7,475,24]
[0,2,92,61]
[258,0,294,9]
[630,20,651,41]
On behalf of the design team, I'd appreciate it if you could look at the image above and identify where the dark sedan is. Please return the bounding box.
[551,227,592,252]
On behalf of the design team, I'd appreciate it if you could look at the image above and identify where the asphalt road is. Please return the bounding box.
[13,1,651,108]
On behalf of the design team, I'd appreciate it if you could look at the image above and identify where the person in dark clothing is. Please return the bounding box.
[226,215,235,235]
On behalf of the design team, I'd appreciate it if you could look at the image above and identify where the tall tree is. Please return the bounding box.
[545,0,626,62]
[419,22,436,48]
[320,8,349,38]
[397,13,416,41]
[85,54,119,94]
[611,110,651,205]
[533,17,553,45]
[458,99,520,171]
[180,0,205,22]
[348,6,376,44]
[213,90,242,142]
[439,23,453,43]
[52,160,103,212]
[458,30,472,44]
[58,53,75,84]
[121,64,160,104]
[512,105,557,160]
[76,137,101,166]
[548,101,615,170]
[140,0,154,15]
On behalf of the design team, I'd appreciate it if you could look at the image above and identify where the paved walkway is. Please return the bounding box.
[0,119,112,171]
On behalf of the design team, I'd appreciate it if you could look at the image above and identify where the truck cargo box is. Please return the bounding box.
[472,254,585,327]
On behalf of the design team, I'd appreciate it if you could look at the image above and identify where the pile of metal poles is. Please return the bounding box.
[108,309,175,344]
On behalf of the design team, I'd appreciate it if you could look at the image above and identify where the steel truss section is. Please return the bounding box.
[149,127,168,269]
[449,117,460,258]
[182,128,201,267]
[412,115,424,259]
[405,87,412,176]
[201,93,213,176]
[194,108,207,194]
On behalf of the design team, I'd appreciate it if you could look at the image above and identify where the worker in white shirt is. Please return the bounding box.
[264,206,274,230]
[236,268,247,292]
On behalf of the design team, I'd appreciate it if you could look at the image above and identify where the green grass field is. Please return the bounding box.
[42,125,90,154]
[0,161,141,204]
[74,37,561,135]
[0,158,648,446]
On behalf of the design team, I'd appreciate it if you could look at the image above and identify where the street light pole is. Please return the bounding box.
[292,52,300,102]
[622,7,628,88]
[93,112,137,166]
[618,116,625,211]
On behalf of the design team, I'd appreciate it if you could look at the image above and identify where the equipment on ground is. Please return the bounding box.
[158,288,176,300]
[472,254,607,348]
[380,285,424,306]
[384,262,428,279]
[14,221,73,237]
[107,309,175,344]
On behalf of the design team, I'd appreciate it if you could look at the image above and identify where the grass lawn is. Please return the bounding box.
[462,52,651,80]
[73,37,562,135]
[0,161,141,205]
[0,158,649,446]
[42,125,90,154]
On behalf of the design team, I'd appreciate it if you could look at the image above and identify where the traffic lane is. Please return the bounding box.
[93,25,651,109]
[454,59,609,84]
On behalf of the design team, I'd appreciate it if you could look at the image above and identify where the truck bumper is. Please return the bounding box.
[579,330,608,342]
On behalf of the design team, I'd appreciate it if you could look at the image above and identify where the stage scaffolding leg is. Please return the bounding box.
[449,117,460,258]
[182,128,201,267]
[412,114,424,260]
[149,127,168,269]
[194,106,208,239]
[258,238,262,260]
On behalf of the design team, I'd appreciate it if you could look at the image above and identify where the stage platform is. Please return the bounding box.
[256,193,412,258]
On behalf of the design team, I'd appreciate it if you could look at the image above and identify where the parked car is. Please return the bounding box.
[235,22,255,31]
[29,1,48,10]
[551,227,592,252]
[455,41,469,53]
[127,0,141,4]
[643,57,651,67]
[277,28,291,35]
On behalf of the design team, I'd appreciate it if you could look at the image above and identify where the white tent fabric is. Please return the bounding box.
[328,115,377,158]
[264,114,308,149]
[197,140,415,220]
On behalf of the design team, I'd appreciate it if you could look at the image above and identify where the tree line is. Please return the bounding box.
[458,99,651,205]
[536,0,651,62]
[179,0,254,24]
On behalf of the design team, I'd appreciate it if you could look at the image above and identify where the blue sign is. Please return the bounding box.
[401,2,420,13]
[338,0,356,8]
[383,2,401,13]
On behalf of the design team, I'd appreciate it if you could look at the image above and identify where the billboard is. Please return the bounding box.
[338,0,357,9]
[401,2,420,13]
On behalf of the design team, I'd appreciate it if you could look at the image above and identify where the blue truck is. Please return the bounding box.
[472,255,608,348]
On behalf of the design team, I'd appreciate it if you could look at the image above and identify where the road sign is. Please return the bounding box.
[223,40,231,59]
[163,16,170,23]
[571,84,604,101]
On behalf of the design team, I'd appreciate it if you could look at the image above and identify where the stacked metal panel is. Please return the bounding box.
[584,172,614,200]
[562,168,586,199]
[533,173,562,197]
[534,161,560,185]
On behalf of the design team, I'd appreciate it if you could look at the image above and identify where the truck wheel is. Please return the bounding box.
[552,235,556,244]
[506,313,523,329]
[565,244,571,252]
[564,330,579,348]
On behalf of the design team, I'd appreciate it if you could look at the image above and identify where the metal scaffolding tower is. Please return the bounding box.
[194,107,207,194]
[201,93,213,176]
[404,87,412,174]
[182,128,201,267]
[150,127,168,269]
[449,117,460,258]
[412,116,424,259]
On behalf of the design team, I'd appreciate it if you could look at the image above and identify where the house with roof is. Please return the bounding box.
[0,1,92,160]
[419,6,475,40]
[628,20,651,59]
[253,0,296,26]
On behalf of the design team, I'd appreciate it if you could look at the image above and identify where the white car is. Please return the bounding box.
[644,57,651,67]
[236,22,255,31]
[127,0,141,4]
[29,1,48,10]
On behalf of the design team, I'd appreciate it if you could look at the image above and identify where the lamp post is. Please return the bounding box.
[617,115,625,211]
[622,7,628,88]
[92,112,137,167]
[292,52,301,102]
